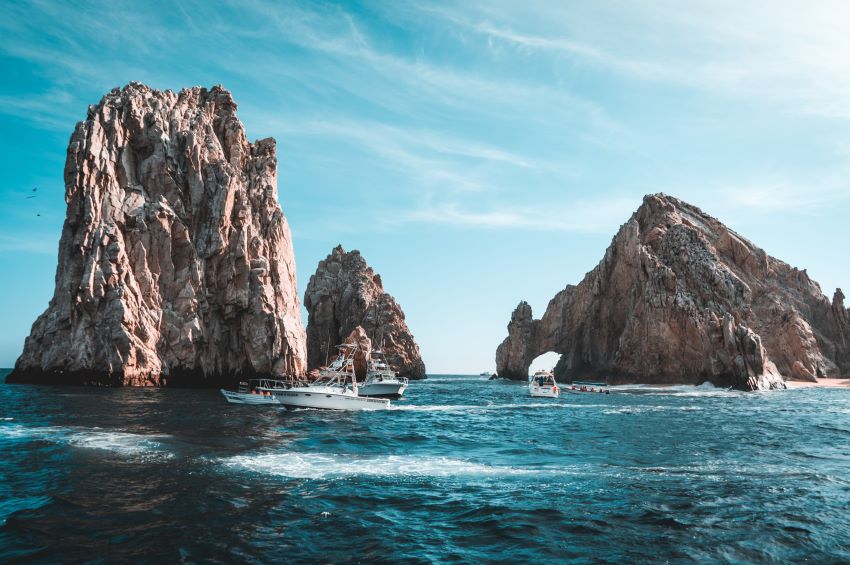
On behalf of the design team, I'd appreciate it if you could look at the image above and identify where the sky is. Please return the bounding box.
[1,0,849,373]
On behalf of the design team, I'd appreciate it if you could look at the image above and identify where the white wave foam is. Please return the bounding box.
[602,405,705,414]
[0,417,13,421]
[611,382,738,397]
[221,452,538,479]
[0,423,171,458]
[391,402,605,412]
[66,430,171,457]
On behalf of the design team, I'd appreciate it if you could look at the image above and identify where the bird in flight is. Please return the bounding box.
[26,187,38,199]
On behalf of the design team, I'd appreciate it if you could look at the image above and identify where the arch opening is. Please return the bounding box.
[528,352,561,377]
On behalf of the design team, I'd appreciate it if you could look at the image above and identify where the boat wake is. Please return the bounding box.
[390,402,606,412]
[0,423,172,458]
[611,382,740,397]
[220,452,541,479]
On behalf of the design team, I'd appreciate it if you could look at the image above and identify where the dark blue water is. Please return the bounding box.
[1,370,849,563]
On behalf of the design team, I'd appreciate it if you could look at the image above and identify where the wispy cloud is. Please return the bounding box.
[400,195,641,234]
[413,0,850,119]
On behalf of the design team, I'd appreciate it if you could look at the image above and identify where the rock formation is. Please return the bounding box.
[496,194,850,391]
[8,82,307,386]
[304,246,426,379]
[344,326,372,379]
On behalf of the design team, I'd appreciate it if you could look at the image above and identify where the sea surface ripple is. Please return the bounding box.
[1,371,849,563]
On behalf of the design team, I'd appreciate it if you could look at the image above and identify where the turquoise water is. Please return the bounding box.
[1,370,849,563]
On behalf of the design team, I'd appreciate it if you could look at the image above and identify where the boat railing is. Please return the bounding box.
[242,377,308,391]
[364,373,408,385]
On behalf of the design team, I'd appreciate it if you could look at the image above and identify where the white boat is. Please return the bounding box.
[529,370,559,398]
[276,345,391,411]
[358,349,408,398]
[220,378,293,405]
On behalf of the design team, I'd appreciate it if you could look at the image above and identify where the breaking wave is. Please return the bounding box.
[0,423,171,458]
[220,452,542,479]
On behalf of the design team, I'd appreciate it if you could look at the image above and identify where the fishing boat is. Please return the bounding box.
[528,370,559,398]
[220,378,293,405]
[358,349,408,398]
[565,381,610,394]
[276,344,391,411]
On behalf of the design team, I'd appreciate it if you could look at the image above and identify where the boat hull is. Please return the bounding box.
[220,389,281,405]
[358,382,407,399]
[276,388,391,411]
[529,386,559,398]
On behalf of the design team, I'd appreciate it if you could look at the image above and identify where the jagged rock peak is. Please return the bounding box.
[9,82,307,386]
[305,245,426,379]
[496,193,849,391]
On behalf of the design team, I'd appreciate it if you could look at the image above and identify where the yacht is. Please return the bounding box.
[358,349,408,398]
[528,370,559,398]
[275,344,391,411]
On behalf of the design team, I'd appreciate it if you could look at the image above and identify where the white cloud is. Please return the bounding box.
[401,195,640,234]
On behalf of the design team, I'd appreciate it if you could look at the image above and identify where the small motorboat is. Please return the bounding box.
[565,381,610,394]
[220,379,294,405]
[529,370,559,398]
[276,344,391,411]
[358,349,408,398]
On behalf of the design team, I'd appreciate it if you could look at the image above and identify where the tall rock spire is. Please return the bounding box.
[9,83,307,385]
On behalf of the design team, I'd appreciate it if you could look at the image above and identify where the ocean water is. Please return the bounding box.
[1,370,849,563]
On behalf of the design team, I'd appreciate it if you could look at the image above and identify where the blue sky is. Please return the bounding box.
[1,0,849,373]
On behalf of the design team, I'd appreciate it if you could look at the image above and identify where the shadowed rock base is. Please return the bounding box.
[5,368,277,388]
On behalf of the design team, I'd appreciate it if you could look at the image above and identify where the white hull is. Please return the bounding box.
[220,389,281,405]
[276,386,391,411]
[529,385,559,398]
[358,381,407,398]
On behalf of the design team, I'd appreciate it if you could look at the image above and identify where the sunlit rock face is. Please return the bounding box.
[305,246,426,379]
[9,82,306,386]
[496,194,850,391]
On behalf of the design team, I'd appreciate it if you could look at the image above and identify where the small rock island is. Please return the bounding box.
[305,246,426,379]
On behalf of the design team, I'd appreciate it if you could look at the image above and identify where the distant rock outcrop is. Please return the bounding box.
[496,194,850,391]
[305,246,426,379]
[9,82,307,386]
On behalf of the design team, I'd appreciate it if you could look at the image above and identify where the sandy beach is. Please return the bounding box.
[785,378,850,389]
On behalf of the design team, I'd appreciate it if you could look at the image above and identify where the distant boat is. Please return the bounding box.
[276,344,391,411]
[566,381,609,394]
[529,370,559,398]
[358,348,408,399]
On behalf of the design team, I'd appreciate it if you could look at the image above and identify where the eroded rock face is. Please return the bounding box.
[344,326,372,379]
[496,194,850,391]
[305,246,426,379]
[9,82,307,386]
